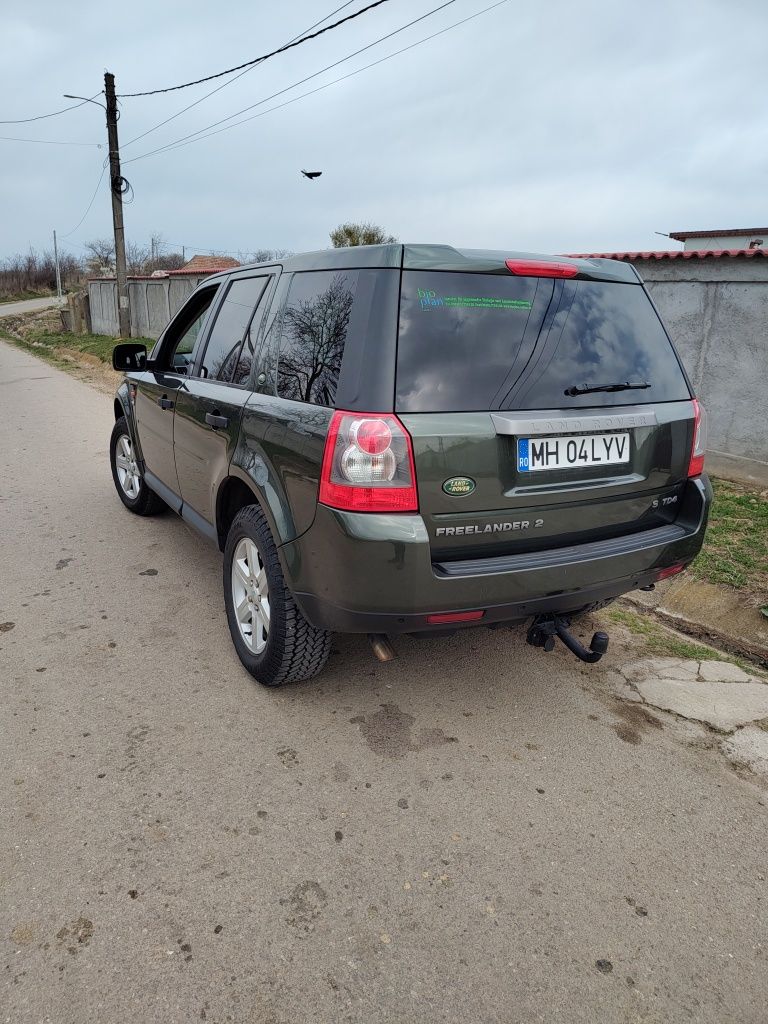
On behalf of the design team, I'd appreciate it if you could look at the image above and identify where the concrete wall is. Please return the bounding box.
[88,275,209,339]
[680,234,765,251]
[636,257,768,485]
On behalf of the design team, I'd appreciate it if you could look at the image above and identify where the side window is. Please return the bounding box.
[198,277,269,383]
[231,277,275,386]
[165,287,218,373]
[276,270,358,406]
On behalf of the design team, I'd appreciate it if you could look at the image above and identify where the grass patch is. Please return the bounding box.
[607,607,744,665]
[3,327,153,365]
[0,290,53,304]
[692,477,768,594]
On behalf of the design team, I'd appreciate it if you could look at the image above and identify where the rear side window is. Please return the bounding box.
[276,270,358,406]
[396,271,690,412]
[199,276,269,383]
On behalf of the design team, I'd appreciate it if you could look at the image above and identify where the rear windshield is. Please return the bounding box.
[396,271,691,412]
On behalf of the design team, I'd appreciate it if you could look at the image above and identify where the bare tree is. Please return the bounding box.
[0,247,85,299]
[278,274,354,405]
[330,222,396,248]
[84,237,116,276]
[126,240,150,275]
[237,248,294,264]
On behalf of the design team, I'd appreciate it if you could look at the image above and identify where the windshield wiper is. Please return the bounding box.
[564,381,651,397]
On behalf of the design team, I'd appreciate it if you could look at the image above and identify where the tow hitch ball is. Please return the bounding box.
[526,613,609,664]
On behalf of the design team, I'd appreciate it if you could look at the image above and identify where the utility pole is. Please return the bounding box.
[52,230,63,305]
[104,72,130,338]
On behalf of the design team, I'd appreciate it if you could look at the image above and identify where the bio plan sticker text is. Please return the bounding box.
[418,288,531,311]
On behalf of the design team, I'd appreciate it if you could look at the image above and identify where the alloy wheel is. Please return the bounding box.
[231,537,270,654]
[115,434,141,500]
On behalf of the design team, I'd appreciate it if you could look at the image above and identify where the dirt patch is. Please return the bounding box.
[56,916,94,951]
[350,703,458,759]
[10,922,36,946]
[280,881,328,934]
[612,703,663,745]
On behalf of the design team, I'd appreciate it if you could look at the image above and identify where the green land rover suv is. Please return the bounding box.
[110,244,711,686]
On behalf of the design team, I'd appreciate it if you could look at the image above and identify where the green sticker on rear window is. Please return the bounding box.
[418,288,531,311]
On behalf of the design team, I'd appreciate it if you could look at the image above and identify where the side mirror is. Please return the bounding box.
[112,343,147,372]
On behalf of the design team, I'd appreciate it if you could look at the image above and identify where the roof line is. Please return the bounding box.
[669,228,768,240]
[567,248,768,262]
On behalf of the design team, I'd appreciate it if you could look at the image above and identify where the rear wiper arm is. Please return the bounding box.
[564,380,651,397]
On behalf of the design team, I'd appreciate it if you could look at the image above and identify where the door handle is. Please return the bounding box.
[157,396,174,410]
[205,411,229,430]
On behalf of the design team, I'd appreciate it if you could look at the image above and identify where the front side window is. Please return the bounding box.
[199,277,269,383]
[276,270,358,406]
[165,288,218,373]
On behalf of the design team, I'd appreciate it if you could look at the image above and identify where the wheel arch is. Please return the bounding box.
[216,472,281,554]
[113,382,144,460]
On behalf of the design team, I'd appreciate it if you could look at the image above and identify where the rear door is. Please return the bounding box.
[173,273,277,534]
[241,267,399,541]
[396,268,695,561]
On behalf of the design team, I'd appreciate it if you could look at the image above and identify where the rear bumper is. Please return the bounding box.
[282,476,712,633]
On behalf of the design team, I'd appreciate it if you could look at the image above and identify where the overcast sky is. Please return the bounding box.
[2,0,766,262]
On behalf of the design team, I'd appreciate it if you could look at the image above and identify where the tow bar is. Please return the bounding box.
[526,613,609,664]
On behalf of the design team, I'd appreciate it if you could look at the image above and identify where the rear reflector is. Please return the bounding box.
[687,398,707,477]
[426,610,485,624]
[505,258,578,278]
[655,562,687,581]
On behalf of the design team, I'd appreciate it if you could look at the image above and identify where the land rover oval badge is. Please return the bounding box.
[442,476,476,496]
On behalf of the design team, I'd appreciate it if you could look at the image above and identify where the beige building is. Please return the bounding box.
[669,227,767,251]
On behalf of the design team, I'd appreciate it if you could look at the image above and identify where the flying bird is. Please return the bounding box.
[301,169,322,180]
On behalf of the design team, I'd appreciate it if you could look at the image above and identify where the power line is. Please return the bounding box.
[0,136,101,147]
[152,0,511,160]
[124,0,458,165]
[168,242,246,257]
[117,0,391,98]
[122,0,358,149]
[62,163,108,238]
[0,92,102,125]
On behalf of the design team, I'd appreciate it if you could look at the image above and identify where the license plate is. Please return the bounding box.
[517,432,630,472]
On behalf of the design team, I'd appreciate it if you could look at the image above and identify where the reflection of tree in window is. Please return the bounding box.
[202,278,268,382]
[278,273,354,405]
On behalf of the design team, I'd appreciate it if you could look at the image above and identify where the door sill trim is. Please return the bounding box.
[144,469,182,513]
[180,502,218,545]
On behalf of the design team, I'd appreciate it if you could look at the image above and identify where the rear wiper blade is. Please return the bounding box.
[564,381,651,397]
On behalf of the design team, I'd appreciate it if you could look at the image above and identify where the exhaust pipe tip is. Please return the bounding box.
[368,633,396,662]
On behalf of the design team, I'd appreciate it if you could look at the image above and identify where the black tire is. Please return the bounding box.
[223,504,332,687]
[110,416,166,516]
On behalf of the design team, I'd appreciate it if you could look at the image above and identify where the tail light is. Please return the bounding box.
[688,398,707,477]
[319,411,418,513]
[505,258,578,278]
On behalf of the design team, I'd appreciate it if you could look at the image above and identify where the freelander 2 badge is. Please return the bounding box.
[442,476,476,496]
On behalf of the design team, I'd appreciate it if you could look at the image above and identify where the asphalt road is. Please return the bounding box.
[0,296,61,318]
[1,338,767,1024]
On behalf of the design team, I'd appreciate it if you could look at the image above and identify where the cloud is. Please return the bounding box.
[1,0,766,259]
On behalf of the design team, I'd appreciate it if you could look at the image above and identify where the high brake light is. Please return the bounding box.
[505,258,579,278]
[688,398,707,477]
[319,411,418,513]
